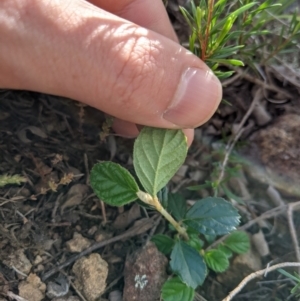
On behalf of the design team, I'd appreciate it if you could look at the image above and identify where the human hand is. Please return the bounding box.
[0,0,222,145]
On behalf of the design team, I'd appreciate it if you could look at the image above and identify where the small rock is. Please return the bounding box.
[123,242,168,301]
[88,225,98,236]
[245,114,300,196]
[217,247,262,291]
[18,273,46,301]
[94,229,113,243]
[252,230,270,257]
[46,275,69,299]
[109,290,122,301]
[33,255,43,265]
[66,232,91,253]
[72,253,108,301]
[3,249,32,278]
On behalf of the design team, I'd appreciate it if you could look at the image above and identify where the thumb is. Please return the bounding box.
[1,0,222,129]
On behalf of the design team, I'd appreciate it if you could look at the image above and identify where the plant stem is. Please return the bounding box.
[137,191,189,240]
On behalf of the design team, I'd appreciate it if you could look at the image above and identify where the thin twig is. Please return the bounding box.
[42,216,158,281]
[214,88,263,191]
[69,278,88,301]
[6,291,29,301]
[233,67,294,99]
[221,72,242,87]
[222,262,300,301]
[11,266,28,278]
[207,200,300,250]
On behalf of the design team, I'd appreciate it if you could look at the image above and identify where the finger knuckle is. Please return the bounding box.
[110,31,162,110]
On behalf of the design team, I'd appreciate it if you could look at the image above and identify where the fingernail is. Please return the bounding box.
[163,68,222,127]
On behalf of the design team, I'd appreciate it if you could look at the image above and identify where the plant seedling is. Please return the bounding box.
[90,127,249,299]
[90,0,300,298]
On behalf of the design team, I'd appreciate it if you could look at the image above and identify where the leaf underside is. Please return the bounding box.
[133,127,188,196]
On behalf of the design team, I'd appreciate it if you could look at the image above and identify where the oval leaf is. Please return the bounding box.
[217,245,233,258]
[224,231,250,254]
[133,127,188,196]
[184,197,240,235]
[170,240,207,289]
[161,277,194,301]
[90,162,139,206]
[204,249,229,273]
[151,234,175,256]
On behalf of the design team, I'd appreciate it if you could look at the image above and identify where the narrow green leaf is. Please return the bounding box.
[179,6,194,30]
[208,59,244,67]
[167,193,187,221]
[170,240,207,289]
[204,249,229,273]
[222,184,244,204]
[184,197,240,236]
[133,127,188,196]
[230,2,258,18]
[278,269,300,282]
[224,231,250,254]
[151,234,175,255]
[187,182,212,191]
[161,277,194,301]
[90,162,139,206]
[212,16,236,51]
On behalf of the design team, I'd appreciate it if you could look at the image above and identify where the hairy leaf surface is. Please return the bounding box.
[170,240,207,289]
[133,127,187,196]
[204,249,229,273]
[224,231,250,254]
[161,277,194,301]
[90,162,139,206]
[184,197,240,235]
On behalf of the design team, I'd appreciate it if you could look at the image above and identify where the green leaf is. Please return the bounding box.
[217,245,233,258]
[224,231,250,254]
[167,193,187,221]
[133,127,188,196]
[208,58,244,67]
[151,234,174,255]
[90,162,139,206]
[187,181,212,191]
[170,240,207,289]
[0,174,26,187]
[184,197,240,236]
[278,269,300,282]
[161,277,194,301]
[204,249,229,273]
[187,233,204,252]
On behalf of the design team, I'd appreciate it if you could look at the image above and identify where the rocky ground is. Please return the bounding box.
[1,1,300,301]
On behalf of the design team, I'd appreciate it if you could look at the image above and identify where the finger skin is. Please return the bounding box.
[88,0,179,42]
[0,0,222,145]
